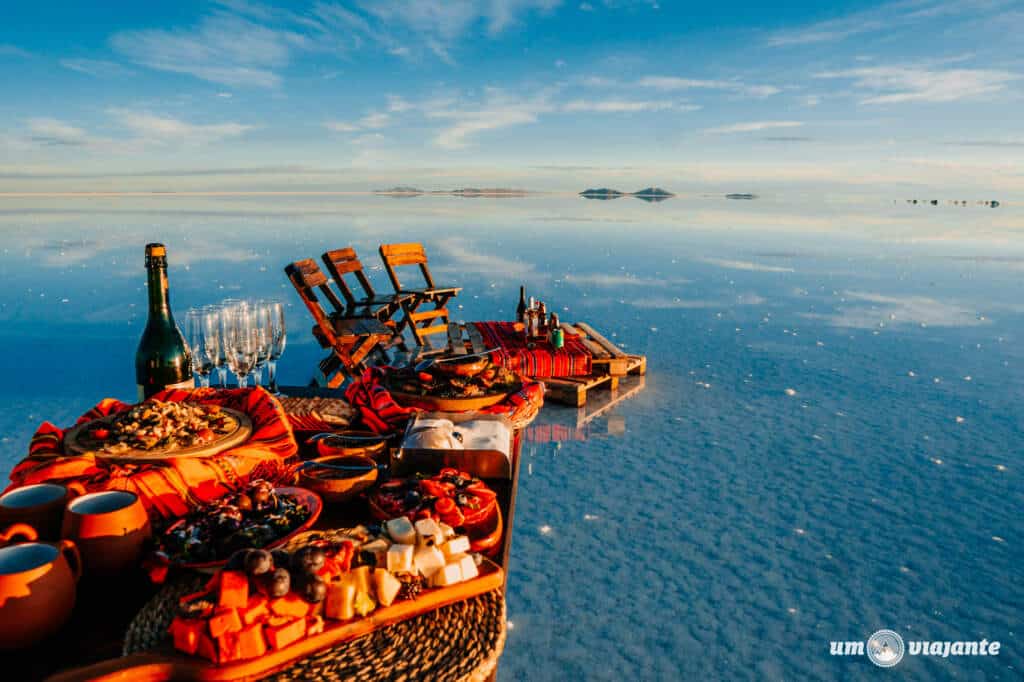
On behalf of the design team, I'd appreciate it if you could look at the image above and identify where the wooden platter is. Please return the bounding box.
[389,381,522,412]
[63,408,253,463]
[47,561,504,682]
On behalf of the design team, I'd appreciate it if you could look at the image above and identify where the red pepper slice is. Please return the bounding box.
[91,427,111,440]
[434,497,457,515]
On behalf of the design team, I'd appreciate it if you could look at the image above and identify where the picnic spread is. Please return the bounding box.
[0,240,645,681]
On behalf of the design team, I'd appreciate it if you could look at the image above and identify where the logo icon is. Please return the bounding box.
[867,630,905,667]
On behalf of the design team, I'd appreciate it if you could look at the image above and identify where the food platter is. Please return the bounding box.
[156,486,323,572]
[63,405,253,462]
[388,388,516,412]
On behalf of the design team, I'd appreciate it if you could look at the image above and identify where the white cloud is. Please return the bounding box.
[815,65,1019,104]
[107,109,254,144]
[637,76,781,98]
[562,99,695,112]
[426,88,554,149]
[27,118,92,147]
[110,11,308,87]
[359,112,391,129]
[701,258,795,273]
[703,121,804,135]
[0,44,31,57]
[325,121,360,133]
[60,58,133,78]
[387,95,412,112]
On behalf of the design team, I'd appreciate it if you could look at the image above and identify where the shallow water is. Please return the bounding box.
[0,194,1021,680]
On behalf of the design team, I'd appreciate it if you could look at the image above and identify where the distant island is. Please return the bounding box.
[726,193,758,200]
[580,187,675,202]
[580,188,626,200]
[373,187,529,198]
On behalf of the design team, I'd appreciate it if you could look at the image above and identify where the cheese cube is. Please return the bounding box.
[386,543,414,573]
[414,518,445,547]
[372,568,402,607]
[456,554,478,581]
[386,517,416,545]
[438,522,456,540]
[413,546,446,578]
[431,562,462,587]
[324,580,355,621]
[440,535,471,559]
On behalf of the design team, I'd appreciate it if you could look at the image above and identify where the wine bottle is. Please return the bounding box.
[135,243,193,401]
[516,286,527,323]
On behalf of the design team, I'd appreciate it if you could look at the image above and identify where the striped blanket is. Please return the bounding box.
[6,387,297,520]
[473,321,592,377]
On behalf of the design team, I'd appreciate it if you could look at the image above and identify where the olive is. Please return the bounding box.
[245,549,273,576]
[235,493,253,512]
[299,573,327,603]
[292,546,326,575]
[268,568,291,598]
[404,490,422,508]
[225,549,251,572]
[270,549,291,570]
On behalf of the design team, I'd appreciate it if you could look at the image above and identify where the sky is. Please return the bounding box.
[0,0,1021,197]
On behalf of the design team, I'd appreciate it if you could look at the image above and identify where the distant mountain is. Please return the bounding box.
[632,187,675,202]
[726,193,758,200]
[443,188,529,197]
[374,186,424,195]
[580,188,626,200]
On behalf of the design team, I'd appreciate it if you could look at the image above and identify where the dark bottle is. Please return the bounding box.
[516,286,528,323]
[538,301,547,333]
[135,243,192,401]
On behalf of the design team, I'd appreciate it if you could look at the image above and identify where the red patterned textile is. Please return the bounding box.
[6,387,297,520]
[473,321,592,377]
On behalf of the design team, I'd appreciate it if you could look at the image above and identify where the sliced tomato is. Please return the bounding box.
[420,480,454,499]
[205,405,221,414]
[91,427,111,440]
[197,428,215,443]
[439,507,465,528]
[434,497,457,516]
[466,482,497,500]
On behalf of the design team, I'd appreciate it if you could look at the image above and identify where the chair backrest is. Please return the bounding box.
[284,259,345,345]
[321,247,377,307]
[379,242,436,293]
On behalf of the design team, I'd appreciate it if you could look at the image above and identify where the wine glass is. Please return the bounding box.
[224,305,258,388]
[250,304,270,387]
[264,301,286,393]
[185,309,214,388]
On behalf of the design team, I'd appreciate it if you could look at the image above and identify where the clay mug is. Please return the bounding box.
[0,523,82,649]
[0,481,86,541]
[62,490,151,577]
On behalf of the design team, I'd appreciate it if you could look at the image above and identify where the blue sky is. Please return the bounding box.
[0,0,1021,196]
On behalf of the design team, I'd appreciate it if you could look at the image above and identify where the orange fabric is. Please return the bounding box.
[5,387,297,520]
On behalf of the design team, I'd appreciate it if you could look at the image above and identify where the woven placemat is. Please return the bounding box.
[124,574,506,682]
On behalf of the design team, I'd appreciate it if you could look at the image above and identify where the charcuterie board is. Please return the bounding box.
[63,406,252,462]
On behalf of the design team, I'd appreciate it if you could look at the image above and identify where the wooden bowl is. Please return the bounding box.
[389,386,519,412]
[432,357,489,377]
[298,456,379,504]
[312,431,388,463]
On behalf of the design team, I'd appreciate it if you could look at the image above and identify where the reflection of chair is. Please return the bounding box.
[321,247,412,348]
[285,259,392,387]
[378,242,462,350]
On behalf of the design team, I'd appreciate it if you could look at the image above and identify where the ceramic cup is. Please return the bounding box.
[0,523,81,649]
[62,490,151,577]
[0,481,85,541]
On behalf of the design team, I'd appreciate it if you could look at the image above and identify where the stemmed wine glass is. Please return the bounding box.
[224,305,258,388]
[263,301,287,393]
[250,300,270,387]
[185,309,215,388]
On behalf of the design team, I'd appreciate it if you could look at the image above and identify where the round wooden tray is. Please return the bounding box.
[389,385,520,412]
[63,407,253,463]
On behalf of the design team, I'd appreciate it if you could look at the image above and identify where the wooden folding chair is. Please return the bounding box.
[320,247,412,349]
[378,242,462,350]
[285,259,393,388]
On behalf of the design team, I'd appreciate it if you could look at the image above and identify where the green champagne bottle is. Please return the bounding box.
[135,243,193,401]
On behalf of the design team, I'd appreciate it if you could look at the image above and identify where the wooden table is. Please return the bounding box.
[9,386,523,682]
